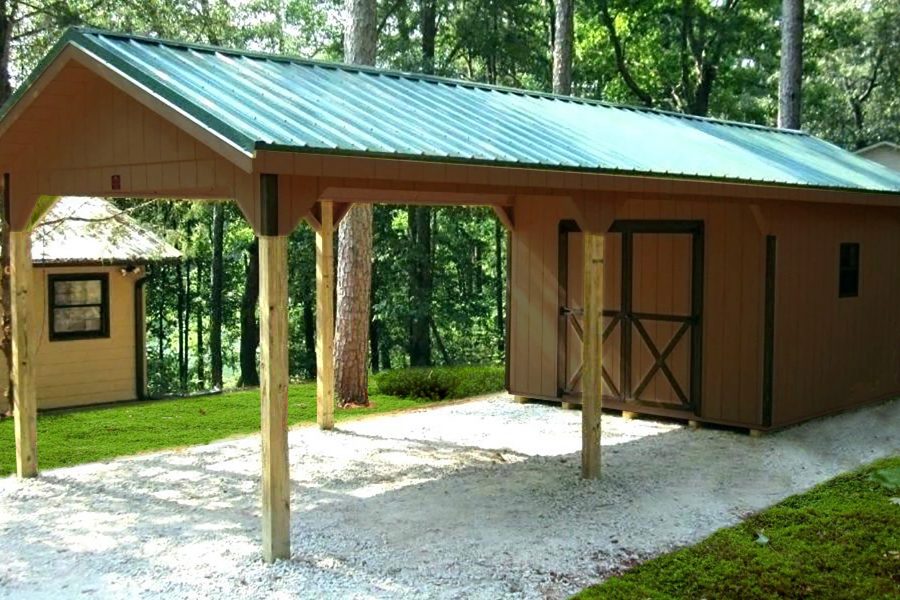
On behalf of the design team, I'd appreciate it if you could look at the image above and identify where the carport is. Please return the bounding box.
[2,28,899,563]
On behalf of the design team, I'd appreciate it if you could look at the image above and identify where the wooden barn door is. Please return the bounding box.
[558,222,623,400]
[614,220,704,413]
[559,220,703,414]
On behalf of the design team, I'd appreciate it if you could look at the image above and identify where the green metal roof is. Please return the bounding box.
[5,28,900,195]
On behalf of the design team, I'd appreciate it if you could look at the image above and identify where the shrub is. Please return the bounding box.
[374,365,505,401]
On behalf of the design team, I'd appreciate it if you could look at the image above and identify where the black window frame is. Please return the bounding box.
[48,273,111,341]
[838,242,860,299]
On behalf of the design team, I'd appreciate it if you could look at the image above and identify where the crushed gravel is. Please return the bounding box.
[1,394,897,599]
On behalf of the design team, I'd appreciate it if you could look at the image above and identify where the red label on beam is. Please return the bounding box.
[111,174,121,190]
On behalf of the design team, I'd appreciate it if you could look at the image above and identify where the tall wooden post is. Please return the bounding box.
[259,234,290,562]
[316,201,335,430]
[10,229,37,478]
[258,172,291,562]
[581,232,604,479]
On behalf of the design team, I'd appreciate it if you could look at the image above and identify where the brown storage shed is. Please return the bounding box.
[2,29,900,561]
[508,196,900,430]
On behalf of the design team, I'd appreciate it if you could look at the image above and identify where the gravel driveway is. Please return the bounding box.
[1,394,898,599]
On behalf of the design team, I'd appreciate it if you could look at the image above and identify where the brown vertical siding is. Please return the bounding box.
[510,195,767,426]
[766,204,900,426]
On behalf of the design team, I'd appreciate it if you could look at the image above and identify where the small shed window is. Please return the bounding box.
[48,274,110,340]
[838,243,860,298]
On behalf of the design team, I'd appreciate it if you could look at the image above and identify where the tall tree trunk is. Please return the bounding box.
[209,202,224,389]
[195,260,205,386]
[184,261,191,389]
[334,206,373,404]
[345,0,377,64]
[157,284,165,371]
[494,221,504,355]
[421,0,436,73]
[303,300,315,378]
[239,239,260,387]
[0,190,10,417]
[552,0,574,95]
[0,5,13,415]
[778,0,804,129]
[408,206,433,366]
[370,318,380,373]
[0,4,13,107]
[334,0,377,405]
[177,262,187,391]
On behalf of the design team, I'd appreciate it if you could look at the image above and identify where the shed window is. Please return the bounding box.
[48,274,110,340]
[838,243,860,298]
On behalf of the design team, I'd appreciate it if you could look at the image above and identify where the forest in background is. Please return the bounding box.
[1,0,898,396]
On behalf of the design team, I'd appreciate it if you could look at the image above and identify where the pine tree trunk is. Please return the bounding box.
[334,0,377,405]
[334,205,372,405]
[495,221,505,355]
[0,8,13,416]
[177,262,187,391]
[345,0,377,64]
[370,318,380,373]
[303,300,315,378]
[195,260,205,386]
[239,239,260,387]
[778,0,804,129]
[405,1,438,368]
[552,0,574,95]
[0,208,11,417]
[408,206,433,366]
[209,202,225,389]
[184,261,191,390]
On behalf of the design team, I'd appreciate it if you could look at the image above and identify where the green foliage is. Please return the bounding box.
[573,456,900,600]
[0,383,441,476]
[869,465,900,492]
[374,365,505,401]
[804,0,900,148]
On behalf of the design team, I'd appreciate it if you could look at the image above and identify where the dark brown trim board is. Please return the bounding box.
[762,235,776,427]
[260,173,279,236]
[134,274,149,401]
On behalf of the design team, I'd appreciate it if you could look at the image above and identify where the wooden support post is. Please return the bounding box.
[581,232,604,480]
[10,230,37,478]
[316,201,335,430]
[259,235,290,562]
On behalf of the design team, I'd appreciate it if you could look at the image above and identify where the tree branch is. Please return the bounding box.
[598,0,654,106]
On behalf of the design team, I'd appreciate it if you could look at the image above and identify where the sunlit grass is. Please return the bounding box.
[0,382,441,476]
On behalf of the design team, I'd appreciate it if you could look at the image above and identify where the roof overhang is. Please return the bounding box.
[0,40,254,173]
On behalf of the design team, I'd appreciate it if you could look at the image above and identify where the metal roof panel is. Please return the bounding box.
[4,28,900,195]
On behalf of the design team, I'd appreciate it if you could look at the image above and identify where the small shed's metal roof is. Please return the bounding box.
[32,197,182,265]
[6,28,900,195]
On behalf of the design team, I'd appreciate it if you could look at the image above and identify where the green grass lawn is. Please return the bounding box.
[573,455,900,600]
[0,382,441,476]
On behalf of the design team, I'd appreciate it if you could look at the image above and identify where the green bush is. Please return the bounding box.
[374,365,505,401]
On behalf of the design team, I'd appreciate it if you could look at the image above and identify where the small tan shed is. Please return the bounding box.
[0,197,180,409]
